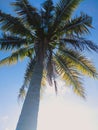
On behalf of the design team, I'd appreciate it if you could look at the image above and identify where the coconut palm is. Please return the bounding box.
[0,0,98,130]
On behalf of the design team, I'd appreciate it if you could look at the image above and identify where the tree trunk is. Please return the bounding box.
[16,60,44,130]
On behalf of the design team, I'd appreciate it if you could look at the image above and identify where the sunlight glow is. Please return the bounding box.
[1,94,98,130]
[37,96,98,130]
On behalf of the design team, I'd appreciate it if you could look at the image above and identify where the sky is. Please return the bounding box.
[0,0,98,130]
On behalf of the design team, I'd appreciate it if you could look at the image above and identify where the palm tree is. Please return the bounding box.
[0,0,98,130]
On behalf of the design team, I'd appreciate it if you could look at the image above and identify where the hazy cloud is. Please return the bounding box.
[0,115,9,122]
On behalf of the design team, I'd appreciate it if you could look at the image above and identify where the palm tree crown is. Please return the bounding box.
[0,0,98,98]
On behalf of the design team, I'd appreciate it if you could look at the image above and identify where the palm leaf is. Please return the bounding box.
[60,13,93,35]
[54,53,85,98]
[59,49,98,78]
[11,0,41,29]
[60,37,98,52]
[18,86,26,101]
[55,0,82,21]
[0,34,29,50]
[0,10,33,37]
[50,0,82,38]
[22,58,36,88]
[0,45,34,66]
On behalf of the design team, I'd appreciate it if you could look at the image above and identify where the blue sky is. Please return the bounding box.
[0,0,98,130]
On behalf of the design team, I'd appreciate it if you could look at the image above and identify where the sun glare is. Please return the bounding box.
[37,95,97,130]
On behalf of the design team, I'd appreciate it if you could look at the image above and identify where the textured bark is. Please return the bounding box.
[16,60,43,130]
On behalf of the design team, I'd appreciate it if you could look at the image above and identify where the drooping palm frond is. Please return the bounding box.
[55,0,82,21]
[60,13,93,35]
[0,45,34,66]
[60,37,98,52]
[0,10,33,37]
[51,0,82,34]
[18,86,26,101]
[11,0,41,29]
[58,49,98,78]
[0,34,29,50]
[22,58,36,88]
[54,53,85,98]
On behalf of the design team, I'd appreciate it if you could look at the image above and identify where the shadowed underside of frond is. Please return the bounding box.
[60,37,98,52]
[0,10,33,37]
[0,34,29,50]
[11,0,41,29]
[62,13,93,35]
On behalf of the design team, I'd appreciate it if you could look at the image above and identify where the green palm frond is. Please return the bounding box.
[55,0,82,21]
[41,71,47,87]
[59,49,98,78]
[61,13,93,35]
[0,34,29,50]
[0,45,34,66]
[54,53,85,98]
[50,0,82,38]
[22,58,36,88]
[11,0,41,29]
[18,86,26,101]
[60,37,98,52]
[0,10,33,37]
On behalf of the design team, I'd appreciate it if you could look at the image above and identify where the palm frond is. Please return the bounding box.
[41,71,47,87]
[55,0,82,20]
[50,0,82,38]
[0,10,33,37]
[54,53,85,98]
[11,0,41,29]
[60,37,98,52]
[59,49,98,78]
[62,13,93,35]
[18,86,26,101]
[0,34,29,50]
[0,45,34,66]
[22,58,36,88]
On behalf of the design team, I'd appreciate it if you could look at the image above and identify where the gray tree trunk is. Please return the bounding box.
[16,61,43,130]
